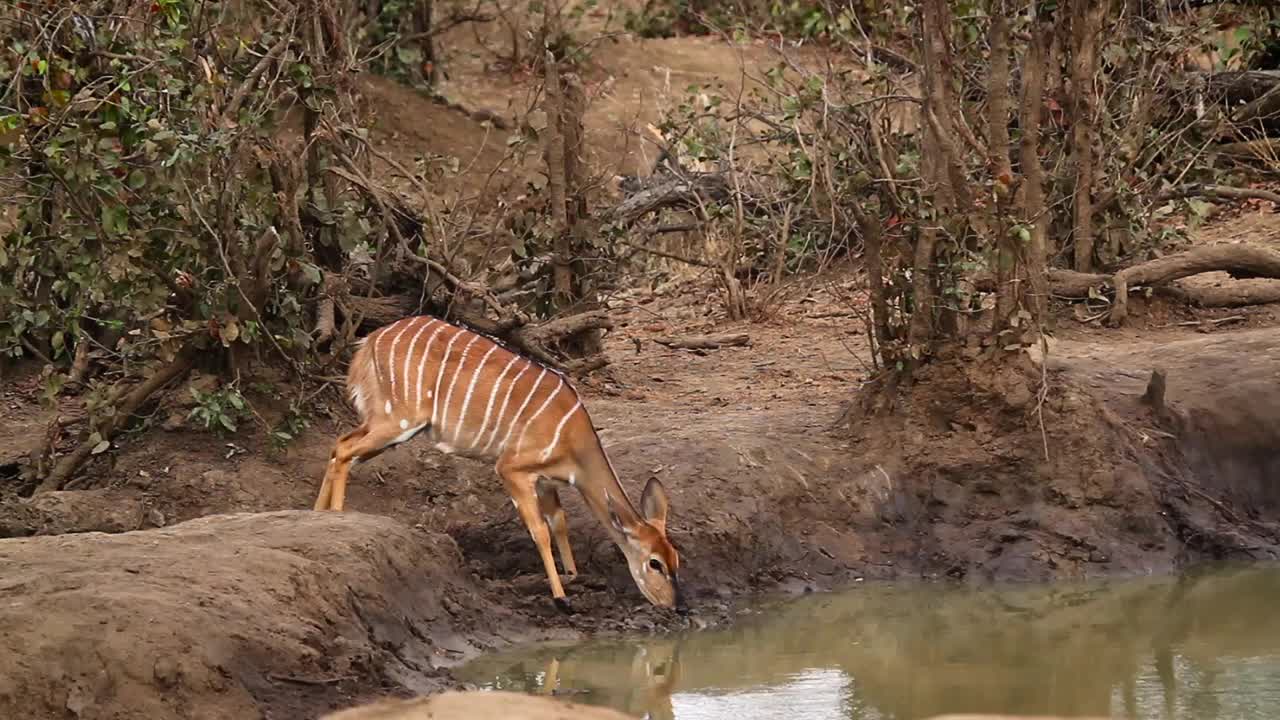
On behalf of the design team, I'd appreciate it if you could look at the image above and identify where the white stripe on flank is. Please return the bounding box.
[439,333,482,441]
[370,327,390,395]
[497,368,548,454]
[415,323,448,414]
[400,318,435,406]
[482,362,531,454]
[516,377,564,453]
[453,342,499,446]
[475,354,521,450]
[539,399,581,461]
[385,319,417,406]
[431,329,465,427]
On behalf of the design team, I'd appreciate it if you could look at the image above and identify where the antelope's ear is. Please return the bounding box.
[640,477,670,532]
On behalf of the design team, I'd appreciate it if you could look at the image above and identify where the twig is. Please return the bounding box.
[654,333,750,350]
[1157,315,1246,328]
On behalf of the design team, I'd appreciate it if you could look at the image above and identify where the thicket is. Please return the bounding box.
[0,0,607,491]
[4,0,1280,491]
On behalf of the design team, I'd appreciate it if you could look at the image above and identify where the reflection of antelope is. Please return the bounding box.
[538,640,683,720]
[313,315,686,612]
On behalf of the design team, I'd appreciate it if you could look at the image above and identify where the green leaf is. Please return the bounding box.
[219,414,237,432]
[101,205,129,236]
[298,261,322,285]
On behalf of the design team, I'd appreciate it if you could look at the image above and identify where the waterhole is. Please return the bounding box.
[456,565,1280,719]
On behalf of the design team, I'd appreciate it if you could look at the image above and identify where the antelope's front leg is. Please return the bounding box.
[537,483,578,581]
[500,468,573,614]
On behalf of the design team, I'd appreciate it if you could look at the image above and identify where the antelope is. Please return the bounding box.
[313,315,686,614]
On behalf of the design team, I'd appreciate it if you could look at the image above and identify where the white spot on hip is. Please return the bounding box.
[384,400,393,415]
[399,419,409,430]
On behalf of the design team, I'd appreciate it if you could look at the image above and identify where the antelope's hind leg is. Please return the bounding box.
[537,481,578,581]
[499,466,573,614]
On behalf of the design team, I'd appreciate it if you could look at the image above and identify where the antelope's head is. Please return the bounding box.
[617,478,686,612]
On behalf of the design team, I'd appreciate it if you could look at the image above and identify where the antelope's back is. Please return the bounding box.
[344,316,589,460]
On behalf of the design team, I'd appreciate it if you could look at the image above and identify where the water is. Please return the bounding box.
[456,565,1280,720]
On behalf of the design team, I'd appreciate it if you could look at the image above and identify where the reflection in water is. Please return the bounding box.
[456,565,1280,720]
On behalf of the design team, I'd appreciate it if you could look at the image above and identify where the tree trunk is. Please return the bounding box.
[1069,0,1108,272]
[987,5,1015,330]
[541,49,573,308]
[412,0,439,87]
[1019,18,1053,323]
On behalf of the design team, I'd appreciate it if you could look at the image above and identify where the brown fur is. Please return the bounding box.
[314,316,684,611]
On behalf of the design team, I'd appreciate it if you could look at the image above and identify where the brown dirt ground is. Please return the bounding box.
[3,24,1280,720]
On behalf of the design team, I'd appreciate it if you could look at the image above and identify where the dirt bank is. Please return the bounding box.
[0,512,527,720]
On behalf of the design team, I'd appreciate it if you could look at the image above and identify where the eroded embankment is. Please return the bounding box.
[0,512,535,720]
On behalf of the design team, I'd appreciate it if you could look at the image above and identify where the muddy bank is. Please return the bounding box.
[0,512,533,720]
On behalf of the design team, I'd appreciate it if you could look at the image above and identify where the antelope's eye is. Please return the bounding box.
[648,558,666,574]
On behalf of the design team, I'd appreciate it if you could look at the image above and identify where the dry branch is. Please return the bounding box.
[1214,139,1280,160]
[654,333,750,350]
[1158,279,1280,308]
[606,173,732,226]
[980,245,1280,315]
[37,347,198,492]
[1158,184,1280,207]
[1110,244,1280,325]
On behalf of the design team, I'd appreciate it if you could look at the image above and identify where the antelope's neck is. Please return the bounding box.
[573,439,646,538]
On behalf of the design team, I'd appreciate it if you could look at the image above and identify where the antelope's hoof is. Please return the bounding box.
[554,597,576,615]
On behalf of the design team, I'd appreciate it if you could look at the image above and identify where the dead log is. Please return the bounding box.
[606,173,732,227]
[1182,70,1280,105]
[1213,138,1280,161]
[980,245,1280,316]
[654,333,751,350]
[1159,183,1280,207]
[1158,279,1280,308]
[1111,245,1280,325]
[1233,82,1280,125]
[344,293,420,329]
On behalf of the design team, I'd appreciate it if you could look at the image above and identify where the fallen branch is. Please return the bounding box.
[1213,139,1280,160]
[606,172,733,226]
[37,346,198,493]
[1158,183,1280,207]
[1157,279,1280,308]
[654,333,751,350]
[1111,245,1280,325]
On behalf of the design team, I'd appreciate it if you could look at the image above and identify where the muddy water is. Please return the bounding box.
[456,565,1280,720]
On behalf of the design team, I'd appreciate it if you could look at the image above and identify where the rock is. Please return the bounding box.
[322,691,638,720]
